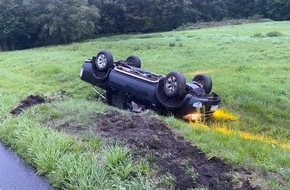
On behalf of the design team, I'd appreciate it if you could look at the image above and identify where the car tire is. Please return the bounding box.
[95,50,114,71]
[126,55,141,68]
[192,74,212,94]
[164,71,186,97]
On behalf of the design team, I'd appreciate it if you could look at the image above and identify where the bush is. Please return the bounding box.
[266,31,283,37]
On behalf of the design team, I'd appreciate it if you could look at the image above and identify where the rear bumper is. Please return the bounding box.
[202,93,221,117]
[169,93,220,117]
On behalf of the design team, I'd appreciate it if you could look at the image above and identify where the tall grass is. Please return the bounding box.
[0,111,157,189]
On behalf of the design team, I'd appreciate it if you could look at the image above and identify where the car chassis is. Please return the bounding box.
[80,50,220,121]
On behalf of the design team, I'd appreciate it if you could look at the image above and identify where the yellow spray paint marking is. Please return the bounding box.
[216,127,233,135]
[190,121,290,150]
[184,69,219,76]
[239,131,257,140]
[237,131,290,149]
[212,109,239,121]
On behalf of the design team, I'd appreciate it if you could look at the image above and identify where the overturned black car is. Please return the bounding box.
[80,50,220,121]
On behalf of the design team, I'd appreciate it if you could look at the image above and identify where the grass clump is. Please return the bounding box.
[253,33,265,38]
[103,144,133,180]
[168,41,176,47]
[266,31,284,37]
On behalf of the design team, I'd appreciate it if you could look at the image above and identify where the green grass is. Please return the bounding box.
[0,21,289,189]
[0,109,158,189]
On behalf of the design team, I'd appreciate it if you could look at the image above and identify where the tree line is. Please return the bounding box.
[1,0,289,51]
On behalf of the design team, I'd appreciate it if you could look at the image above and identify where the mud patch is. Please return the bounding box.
[86,110,259,190]
[10,90,68,116]
[10,95,45,115]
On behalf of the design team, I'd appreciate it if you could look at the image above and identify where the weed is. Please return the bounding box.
[181,159,199,181]
[158,173,175,189]
[253,33,264,38]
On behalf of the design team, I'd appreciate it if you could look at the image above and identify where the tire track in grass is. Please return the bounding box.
[90,110,260,190]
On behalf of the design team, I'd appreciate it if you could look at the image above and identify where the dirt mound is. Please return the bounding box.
[10,95,45,115]
[90,110,258,190]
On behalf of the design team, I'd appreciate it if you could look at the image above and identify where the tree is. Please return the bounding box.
[123,0,154,33]
[210,0,228,21]
[0,0,32,50]
[182,0,201,23]
[2,0,290,51]
[146,0,185,31]
[91,0,126,33]
[24,0,100,44]
[225,0,256,19]
[265,0,290,20]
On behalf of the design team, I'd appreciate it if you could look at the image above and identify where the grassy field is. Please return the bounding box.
[0,21,289,189]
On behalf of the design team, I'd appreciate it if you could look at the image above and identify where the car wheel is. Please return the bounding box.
[95,50,114,71]
[192,74,212,94]
[126,55,141,68]
[164,71,186,97]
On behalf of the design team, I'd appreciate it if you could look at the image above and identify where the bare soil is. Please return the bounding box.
[10,95,45,115]
[89,110,260,190]
[10,95,263,190]
[10,91,67,115]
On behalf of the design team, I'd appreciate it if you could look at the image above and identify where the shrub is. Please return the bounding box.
[266,31,283,37]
